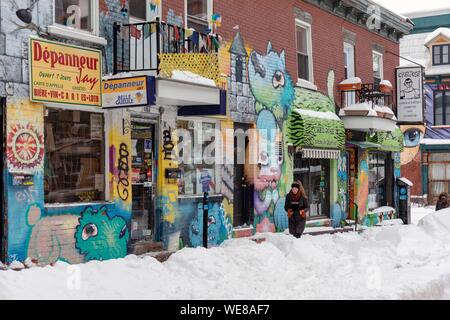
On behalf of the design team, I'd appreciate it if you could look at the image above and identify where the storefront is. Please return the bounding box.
[346,129,403,226]
[286,89,346,223]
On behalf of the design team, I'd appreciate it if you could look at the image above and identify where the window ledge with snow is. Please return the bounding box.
[296,78,317,91]
[47,25,108,46]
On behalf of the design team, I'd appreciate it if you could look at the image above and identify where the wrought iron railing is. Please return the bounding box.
[113,18,220,75]
[340,83,394,111]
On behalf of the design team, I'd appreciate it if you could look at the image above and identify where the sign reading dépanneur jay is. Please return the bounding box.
[29,37,102,106]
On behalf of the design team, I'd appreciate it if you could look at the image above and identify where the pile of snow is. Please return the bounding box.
[171,70,216,87]
[1,205,450,299]
[418,207,450,237]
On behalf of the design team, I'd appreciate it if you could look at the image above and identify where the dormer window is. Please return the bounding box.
[433,44,450,66]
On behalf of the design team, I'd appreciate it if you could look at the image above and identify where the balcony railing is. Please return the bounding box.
[113,18,220,78]
[340,83,394,111]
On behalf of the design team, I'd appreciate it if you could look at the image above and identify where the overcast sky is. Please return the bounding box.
[372,0,450,15]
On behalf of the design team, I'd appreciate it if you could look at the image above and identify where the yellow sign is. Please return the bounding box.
[29,37,102,106]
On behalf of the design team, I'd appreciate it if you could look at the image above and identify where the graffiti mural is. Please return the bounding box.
[337,152,348,218]
[26,204,128,265]
[75,206,129,261]
[357,151,369,221]
[7,123,45,172]
[180,201,229,247]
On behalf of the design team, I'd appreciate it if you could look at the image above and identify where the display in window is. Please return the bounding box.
[55,0,92,31]
[44,109,105,203]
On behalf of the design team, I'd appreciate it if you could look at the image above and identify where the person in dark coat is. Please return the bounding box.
[284,181,309,238]
[436,192,449,211]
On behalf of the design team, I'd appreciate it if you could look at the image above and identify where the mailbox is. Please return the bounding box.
[397,177,413,225]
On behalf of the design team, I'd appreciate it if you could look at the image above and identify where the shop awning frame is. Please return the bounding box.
[299,148,341,160]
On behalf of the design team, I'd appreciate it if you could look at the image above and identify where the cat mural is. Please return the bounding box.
[248,42,295,232]
[26,205,129,265]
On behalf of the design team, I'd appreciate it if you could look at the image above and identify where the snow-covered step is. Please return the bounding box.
[306,218,332,228]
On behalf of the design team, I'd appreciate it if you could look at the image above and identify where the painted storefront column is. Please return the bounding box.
[5,101,45,263]
[157,106,180,251]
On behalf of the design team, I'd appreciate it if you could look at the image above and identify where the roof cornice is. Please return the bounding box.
[303,0,414,42]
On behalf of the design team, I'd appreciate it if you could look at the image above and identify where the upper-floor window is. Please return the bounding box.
[344,42,355,79]
[55,0,96,33]
[129,0,147,21]
[434,90,450,126]
[373,50,383,87]
[296,21,313,83]
[433,44,450,66]
[186,0,212,33]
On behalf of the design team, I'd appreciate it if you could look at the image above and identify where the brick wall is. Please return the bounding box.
[162,0,401,102]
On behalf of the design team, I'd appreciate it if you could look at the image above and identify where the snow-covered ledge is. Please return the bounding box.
[296,78,317,91]
[47,25,108,46]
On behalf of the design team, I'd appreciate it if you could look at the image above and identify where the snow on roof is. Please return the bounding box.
[294,108,341,121]
[339,77,362,85]
[424,27,450,46]
[371,206,396,213]
[171,70,216,87]
[420,138,450,145]
[426,64,450,76]
[399,177,414,186]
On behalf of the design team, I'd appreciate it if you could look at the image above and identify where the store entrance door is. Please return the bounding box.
[130,121,156,247]
[0,97,5,260]
[294,153,330,218]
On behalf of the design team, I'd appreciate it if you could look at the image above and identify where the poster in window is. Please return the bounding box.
[197,168,215,194]
[90,114,103,140]
[396,66,424,123]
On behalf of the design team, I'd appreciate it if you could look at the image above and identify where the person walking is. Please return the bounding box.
[284,181,309,238]
[436,192,449,211]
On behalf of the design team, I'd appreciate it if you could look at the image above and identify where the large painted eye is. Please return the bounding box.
[119,225,127,239]
[81,223,98,240]
[208,215,216,226]
[272,70,285,88]
[258,151,269,166]
[403,128,422,148]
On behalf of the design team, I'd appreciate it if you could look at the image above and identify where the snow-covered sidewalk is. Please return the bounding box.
[1,207,450,300]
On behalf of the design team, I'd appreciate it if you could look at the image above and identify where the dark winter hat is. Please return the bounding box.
[291,182,300,189]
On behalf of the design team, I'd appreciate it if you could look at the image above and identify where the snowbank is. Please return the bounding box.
[1,206,450,300]
[418,207,450,237]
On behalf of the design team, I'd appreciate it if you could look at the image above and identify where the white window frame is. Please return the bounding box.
[344,42,355,79]
[48,0,107,46]
[295,19,314,89]
[372,50,384,82]
[184,0,213,31]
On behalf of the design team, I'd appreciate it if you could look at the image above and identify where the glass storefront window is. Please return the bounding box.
[176,120,218,196]
[44,109,105,203]
[368,152,386,209]
[293,154,330,218]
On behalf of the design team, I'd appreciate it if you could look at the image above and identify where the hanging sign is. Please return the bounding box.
[396,66,424,123]
[29,37,102,106]
[102,76,155,109]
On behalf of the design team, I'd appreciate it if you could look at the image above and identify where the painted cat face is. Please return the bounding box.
[188,203,226,247]
[248,42,295,110]
[75,206,129,261]
[254,110,283,192]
